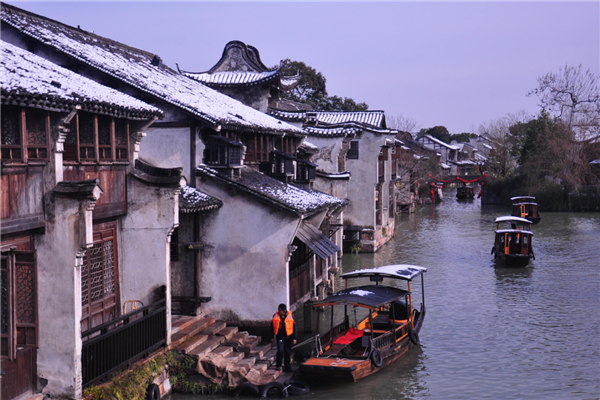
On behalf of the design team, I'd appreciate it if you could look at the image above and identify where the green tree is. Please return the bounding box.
[279,59,368,111]
[417,126,451,143]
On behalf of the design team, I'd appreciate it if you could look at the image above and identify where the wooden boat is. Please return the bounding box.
[299,264,426,382]
[456,182,475,199]
[492,216,535,266]
[510,196,541,224]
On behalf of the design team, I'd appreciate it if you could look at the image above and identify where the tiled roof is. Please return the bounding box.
[178,40,300,90]
[419,135,460,150]
[196,165,347,217]
[129,159,184,187]
[0,3,305,136]
[0,41,163,120]
[268,109,386,128]
[179,185,223,213]
[180,69,281,87]
[303,125,363,137]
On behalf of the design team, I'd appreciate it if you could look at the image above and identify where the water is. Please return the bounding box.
[168,193,600,400]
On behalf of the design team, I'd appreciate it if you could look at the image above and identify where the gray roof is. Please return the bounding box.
[179,185,223,213]
[129,159,184,188]
[1,3,304,136]
[0,40,163,120]
[269,109,387,128]
[178,40,300,90]
[312,285,411,309]
[195,165,347,217]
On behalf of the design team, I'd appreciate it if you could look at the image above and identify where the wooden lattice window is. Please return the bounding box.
[1,106,49,163]
[1,250,38,360]
[81,221,120,333]
[63,112,129,164]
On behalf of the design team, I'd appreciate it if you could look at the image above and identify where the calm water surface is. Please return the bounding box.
[168,192,600,400]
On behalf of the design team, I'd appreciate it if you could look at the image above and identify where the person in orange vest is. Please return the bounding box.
[271,303,297,372]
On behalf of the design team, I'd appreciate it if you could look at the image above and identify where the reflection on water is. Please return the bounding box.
[167,193,600,400]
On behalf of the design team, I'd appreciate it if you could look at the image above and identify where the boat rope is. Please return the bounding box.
[291,334,320,350]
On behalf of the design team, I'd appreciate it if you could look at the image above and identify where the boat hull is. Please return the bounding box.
[496,253,532,267]
[300,310,425,382]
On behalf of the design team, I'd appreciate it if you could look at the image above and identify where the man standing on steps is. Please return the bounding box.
[271,303,297,372]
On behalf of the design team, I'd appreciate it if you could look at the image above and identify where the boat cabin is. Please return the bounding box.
[456,182,475,199]
[492,216,535,267]
[300,264,426,382]
[510,196,541,224]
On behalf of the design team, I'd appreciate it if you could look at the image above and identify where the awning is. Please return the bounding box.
[313,285,410,309]
[296,222,340,260]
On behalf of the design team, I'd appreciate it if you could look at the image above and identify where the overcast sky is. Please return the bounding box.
[9,1,599,134]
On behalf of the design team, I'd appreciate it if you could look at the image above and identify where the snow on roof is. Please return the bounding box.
[300,140,318,150]
[268,109,388,129]
[591,159,600,164]
[196,165,347,217]
[421,135,460,150]
[179,185,223,213]
[0,40,163,120]
[510,196,536,201]
[440,163,451,169]
[1,3,304,136]
[181,70,280,87]
[303,125,363,137]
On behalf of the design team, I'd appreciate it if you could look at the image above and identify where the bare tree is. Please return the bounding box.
[386,113,420,133]
[528,64,599,140]
[478,111,531,177]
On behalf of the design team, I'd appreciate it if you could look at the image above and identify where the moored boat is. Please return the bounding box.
[510,196,541,224]
[299,264,426,382]
[492,216,535,266]
[456,182,475,199]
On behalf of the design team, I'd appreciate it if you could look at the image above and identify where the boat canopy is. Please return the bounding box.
[313,285,411,309]
[495,216,533,224]
[496,229,533,235]
[511,196,536,202]
[341,264,427,281]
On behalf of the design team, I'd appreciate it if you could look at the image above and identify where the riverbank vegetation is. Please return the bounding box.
[480,64,599,211]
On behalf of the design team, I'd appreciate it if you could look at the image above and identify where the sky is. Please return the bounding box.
[7,1,599,134]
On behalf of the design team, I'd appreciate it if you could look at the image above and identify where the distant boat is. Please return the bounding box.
[456,182,475,199]
[300,264,426,382]
[510,196,541,224]
[492,216,535,266]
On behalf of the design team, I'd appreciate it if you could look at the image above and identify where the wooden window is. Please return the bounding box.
[1,250,38,360]
[1,106,49,163]
[81,221,119,333]
[63,111,129,164]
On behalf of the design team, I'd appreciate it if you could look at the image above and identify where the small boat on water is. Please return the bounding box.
[456,182,475,199]
[510,196,541,224]
[299,264,426,382]
[492,216,535,266]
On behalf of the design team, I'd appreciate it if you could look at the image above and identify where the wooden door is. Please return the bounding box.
[1,249,38,400]
[81,221,119,333]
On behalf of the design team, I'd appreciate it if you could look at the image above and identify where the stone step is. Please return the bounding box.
[169,317,215,350]
[237,335,261,356]
[223,350,245,364]
[197,320,227,339]
[261,348,278,364]
[249,343,272,360]
[179,334,208,354]
[189,335,225,359]
[249,360,269,374]
[216,326,238,340]
[210,346,234,358]
[234,356,257,371]
[171,315,206,336]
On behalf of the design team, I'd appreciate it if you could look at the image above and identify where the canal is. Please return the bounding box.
[167,191,600,400]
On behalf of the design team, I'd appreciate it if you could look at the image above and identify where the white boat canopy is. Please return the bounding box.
[495,229,533,235]
[341,264,427,281]
[495,216,533,224]
[510,196,536,201]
